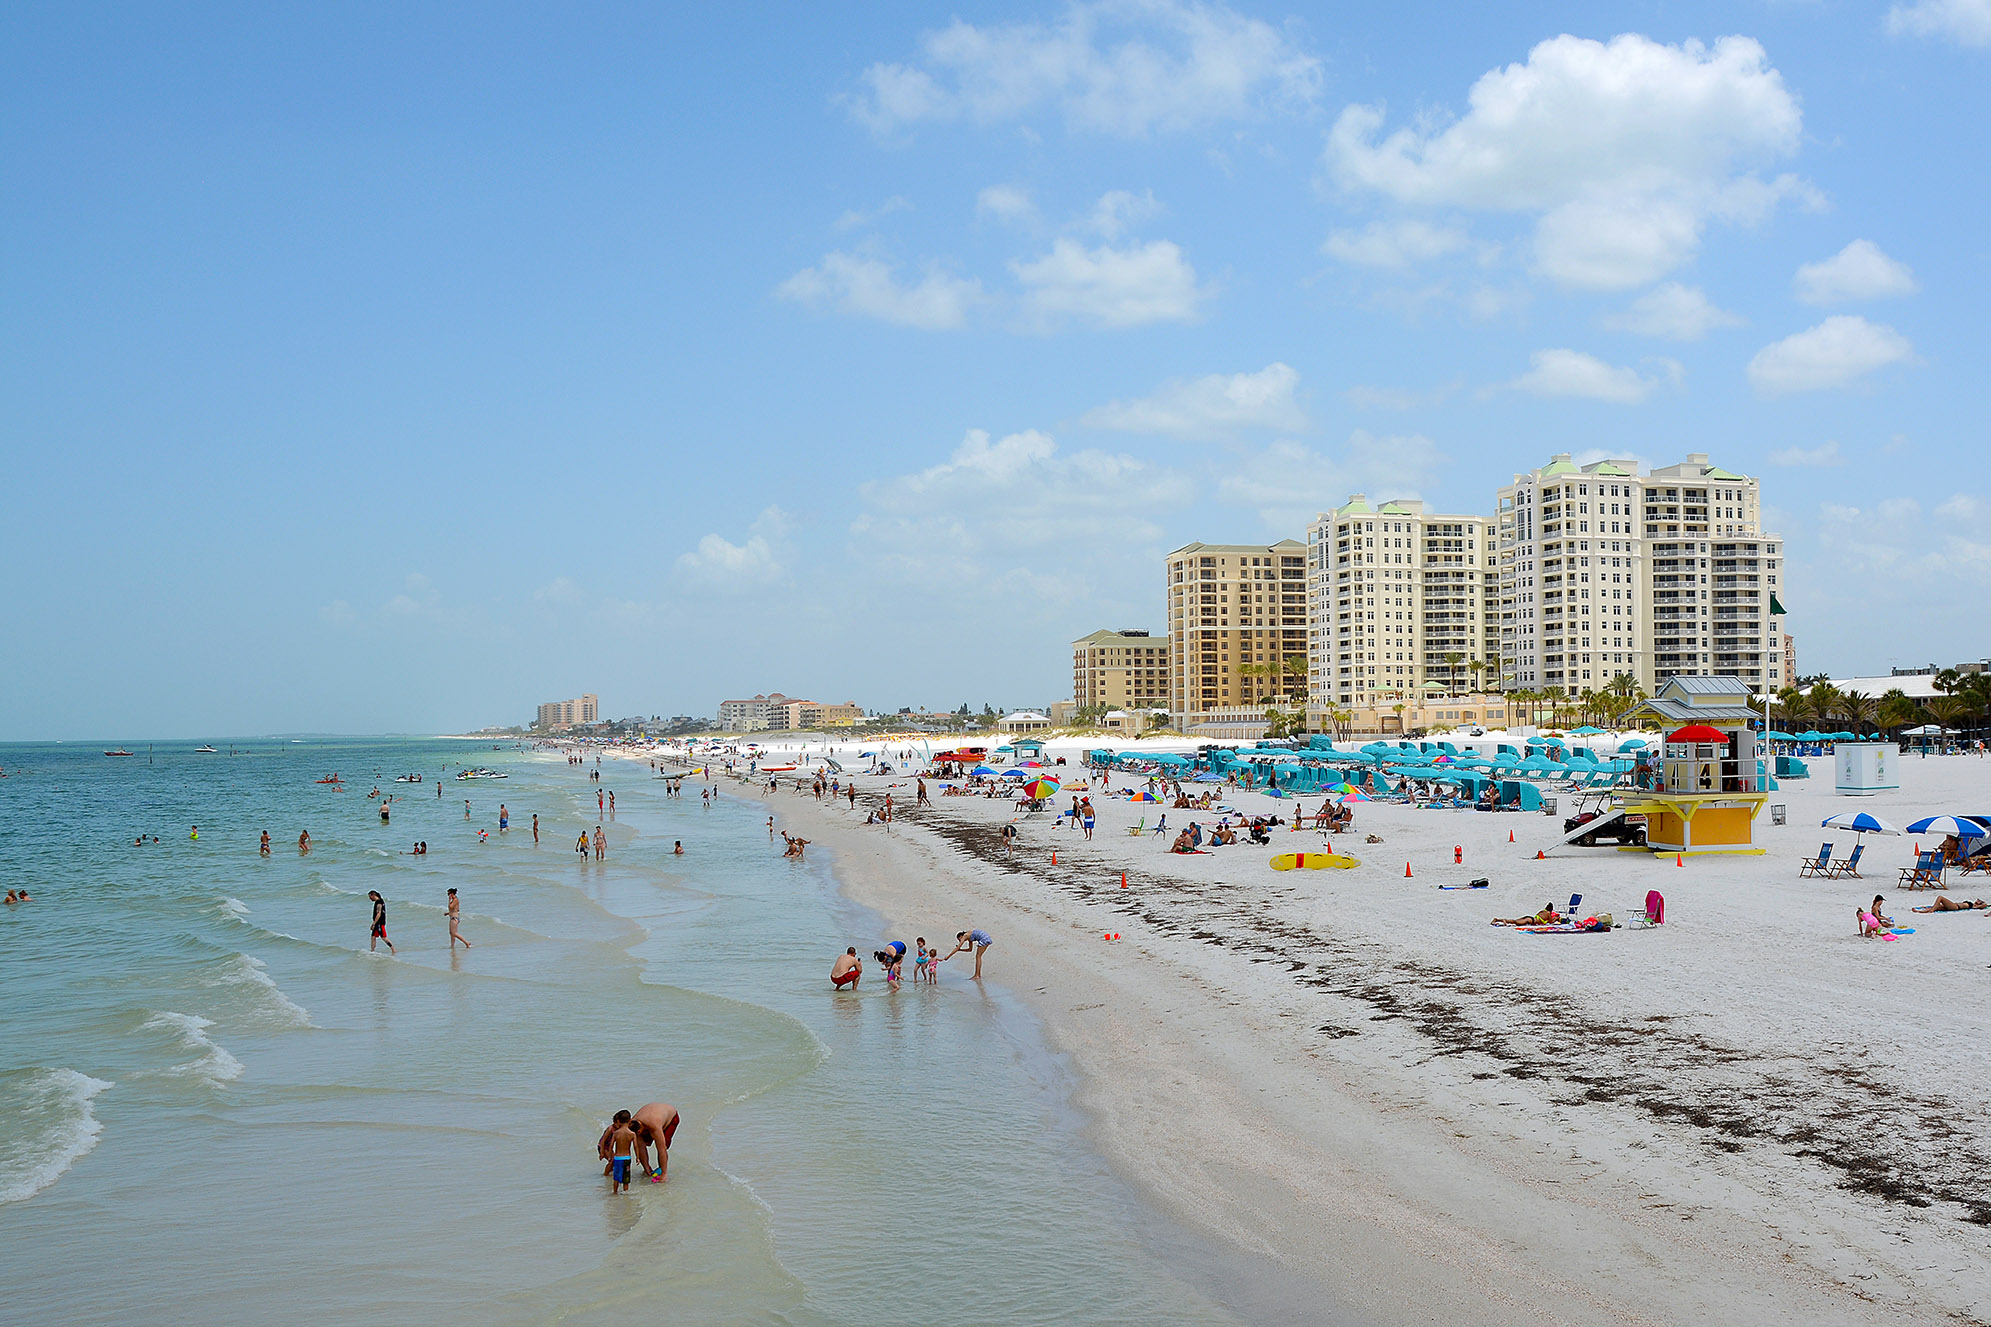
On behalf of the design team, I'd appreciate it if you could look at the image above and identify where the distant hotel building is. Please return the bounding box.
[1165,540,1308,736]
[718,693,865,732]
[1305,496,1499,720]
[536,694,599,732]
[1496,453,1783,696]
[1072,630,1171,713]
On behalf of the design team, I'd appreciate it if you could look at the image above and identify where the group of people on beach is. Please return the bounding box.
[830,930,992,989]
[1862,891,1989,935]
[597,1101,679,1192]
[364,887,472,954]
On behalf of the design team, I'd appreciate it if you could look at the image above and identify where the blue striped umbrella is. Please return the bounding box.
[1821,811,1900,836]
[1904,815,1986,838]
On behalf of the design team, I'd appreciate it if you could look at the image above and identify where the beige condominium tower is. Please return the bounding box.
[1071,629,1171,713]
[1496,453,1784,698]
[1166,541,1308,733]
[1305,496,1499,723]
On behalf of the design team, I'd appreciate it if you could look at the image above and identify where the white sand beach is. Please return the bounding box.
[644,734,1991,1326]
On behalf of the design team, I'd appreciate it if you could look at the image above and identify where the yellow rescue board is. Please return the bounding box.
[1270,852,1360,870]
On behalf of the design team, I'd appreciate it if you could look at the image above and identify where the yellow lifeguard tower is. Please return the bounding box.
[1620,676,1769,856]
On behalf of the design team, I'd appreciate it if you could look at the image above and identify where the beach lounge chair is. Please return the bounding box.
[1565,893,1583,918]
[1898,851,1945,890]
[1824,843,1864,879]
[1125,817,1144,837]
[1629,889,1665,928]
[1798,843,1833,878]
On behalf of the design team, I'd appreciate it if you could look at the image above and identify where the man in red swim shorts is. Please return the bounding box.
[831,946,862,989]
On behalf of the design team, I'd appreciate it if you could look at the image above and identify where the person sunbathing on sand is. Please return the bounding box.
[1912,895,1990,912]
[1171,829,1196,854]
[1491,906,1562,927]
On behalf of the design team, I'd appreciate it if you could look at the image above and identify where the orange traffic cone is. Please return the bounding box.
[1120,872,1127,889]
[1051,852,1056,865]
[1535,849,1546,860]
[1509,830,1515,843]
[1676,853,1684,867]
[1404,862,1413,878]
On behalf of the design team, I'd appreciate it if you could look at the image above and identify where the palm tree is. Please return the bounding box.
[1878,689,1919,736]
[1806,682,1845,731]
[1840,690,1876,737]
[1927,696,1970,736]
[1282,653,1310,710]
[1466,657,1485,694]
[1444,651,1465,695]
[1484,653,1503,693]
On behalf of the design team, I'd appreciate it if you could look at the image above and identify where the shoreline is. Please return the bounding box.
[663,745,1991,1327]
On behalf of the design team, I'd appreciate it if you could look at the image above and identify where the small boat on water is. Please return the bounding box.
[104,749,134,757]
[455,767,507,780]
[394,774,423,783]
[195,745,218,754]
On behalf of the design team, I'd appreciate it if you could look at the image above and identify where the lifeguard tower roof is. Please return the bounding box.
[1626,675,1759,725]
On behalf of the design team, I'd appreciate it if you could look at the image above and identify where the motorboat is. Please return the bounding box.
[195,745,218,753]
[455,767,508,780]
[104,749,134,757]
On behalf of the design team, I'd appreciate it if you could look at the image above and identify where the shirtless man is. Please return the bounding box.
[831,947,862,989]
[631,1102,679,1182]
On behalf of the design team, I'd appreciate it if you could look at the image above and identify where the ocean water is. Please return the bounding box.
[0,740,1252,1325]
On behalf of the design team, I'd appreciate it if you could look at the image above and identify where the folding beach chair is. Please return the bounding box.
[1824,843,1864,879]
[1628,889,1665,928]
[1125,817,1145,837]
[1565,893,1583,918]
[1897,851,1945,889]
[1797,843,1833,878]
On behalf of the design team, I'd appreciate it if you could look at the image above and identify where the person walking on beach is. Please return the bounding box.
[593,826,606,860]
[576,832,590,861]
[532,813,539,844]
[941,929,993,979]
[368,891,396,954]
[917,778,929,807]
[499,804,509,832]
[608,791,614,816]
[446,887,471,949]
[847,785,856,810]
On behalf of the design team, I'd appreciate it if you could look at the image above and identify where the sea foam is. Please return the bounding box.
[203,953,313,1029]
[141,1011,246,1086]
[0,1069,114,1204]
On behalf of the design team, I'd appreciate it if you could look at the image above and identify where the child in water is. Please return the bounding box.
[607,1114,637,1193]
[914,939,930,984]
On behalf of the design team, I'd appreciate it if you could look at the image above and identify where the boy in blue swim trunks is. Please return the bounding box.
[607,1112,637,1193]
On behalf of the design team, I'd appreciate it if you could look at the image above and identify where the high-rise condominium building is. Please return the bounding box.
[1496,453,1783,696]
[1165,540,1308,730]
[1304,496,1499,720]
[536,694,599,732]
[1072,630,1171,713]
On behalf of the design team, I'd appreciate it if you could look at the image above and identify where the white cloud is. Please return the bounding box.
[1508,349,1675,403]
[843,0,1322,136]
[833,196,911,230]
[1081,362,1304,438]
[1768,440,1844,467]
[1602,283,1745,340]
[853,429,1193,604]
[674,507,790,589]
[777,252,983,329]
[385,573,439,618]
[1746,316,1913,394]
[1878,498,1922,522]
[1937,494,1982,521]
[1214,431,1447,531]
[1887,0,1991,45]
[1322,219,1469,268]
[1324,34,1806,289]
[1085,188,1164,239]
[976,184,1036,223]
[1011,237,1205,328]
[1794,239,1919,304]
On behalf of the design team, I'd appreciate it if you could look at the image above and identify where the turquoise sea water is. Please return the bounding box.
[0,740,1256,1325]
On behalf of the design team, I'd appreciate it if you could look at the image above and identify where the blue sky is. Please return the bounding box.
[4,1,1987,738]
